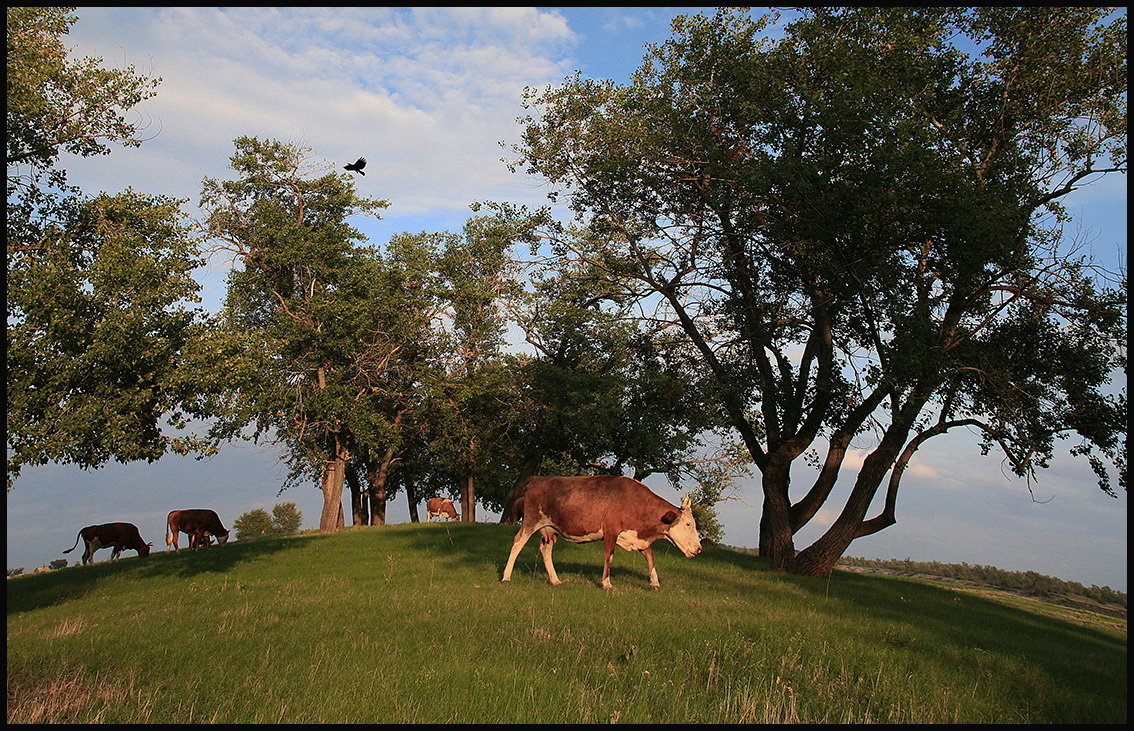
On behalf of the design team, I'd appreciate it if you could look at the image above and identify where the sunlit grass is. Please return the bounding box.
[7,522,1126,723]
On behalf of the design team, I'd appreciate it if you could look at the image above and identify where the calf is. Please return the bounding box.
[426,497,458,522]
[166,509,229,552]
[63,522,152,565]
[189,528,213,549]
[501,476,701,590]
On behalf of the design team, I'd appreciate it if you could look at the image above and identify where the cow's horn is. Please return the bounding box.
[681,494,693,510]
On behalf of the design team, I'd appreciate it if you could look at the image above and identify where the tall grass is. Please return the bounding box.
[6,523,1126,723]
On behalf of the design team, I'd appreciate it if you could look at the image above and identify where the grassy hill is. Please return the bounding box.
[6,522,1127,723]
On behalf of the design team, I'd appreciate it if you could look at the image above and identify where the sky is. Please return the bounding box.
[6,7,1127,591]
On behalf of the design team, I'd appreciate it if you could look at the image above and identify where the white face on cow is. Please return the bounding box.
[664,496,702,558]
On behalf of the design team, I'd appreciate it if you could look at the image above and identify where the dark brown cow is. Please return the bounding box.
[426,497,458,522]
[166,509,229,552]
[63,522,152,565]
[501,475,701,590]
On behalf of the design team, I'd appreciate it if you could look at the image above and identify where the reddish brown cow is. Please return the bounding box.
[166,509,229,552]
[426,497,458,522]
[63,522,152,565]
[501,476,702,590]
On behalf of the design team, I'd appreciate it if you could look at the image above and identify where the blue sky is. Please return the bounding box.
[7,8,1127,590]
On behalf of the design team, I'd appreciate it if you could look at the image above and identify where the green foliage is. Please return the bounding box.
[5,524,1126,723]
[233,509,273,541]
[6,7,213,486]
[270,502,302,535]
[48,559,68,570]
[7,191,209,484]
[6,7,160,182]
[233,502,303,540]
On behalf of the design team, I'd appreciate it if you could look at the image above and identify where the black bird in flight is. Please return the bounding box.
[344,157,367,175]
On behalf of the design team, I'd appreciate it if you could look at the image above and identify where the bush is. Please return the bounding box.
[233,503,303,541]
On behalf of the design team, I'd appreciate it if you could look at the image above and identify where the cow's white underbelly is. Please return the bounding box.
[616,530,650,551]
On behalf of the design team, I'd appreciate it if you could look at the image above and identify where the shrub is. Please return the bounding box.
[233,503,303,541]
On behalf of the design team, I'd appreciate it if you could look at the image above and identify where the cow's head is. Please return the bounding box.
[661,495,701,558]
[215,531,230,546]
[139,542,152,558]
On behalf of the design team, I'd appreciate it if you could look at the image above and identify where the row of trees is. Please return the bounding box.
[195,138,739,534]
[836,556,1126,608]
[7,7,1126,576]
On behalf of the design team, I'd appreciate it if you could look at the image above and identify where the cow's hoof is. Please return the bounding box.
[650,585,660,591]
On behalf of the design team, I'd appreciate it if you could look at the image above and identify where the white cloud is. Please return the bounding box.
[60,7,576,227]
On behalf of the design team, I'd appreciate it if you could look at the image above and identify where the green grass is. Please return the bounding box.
[6,522,1127,723]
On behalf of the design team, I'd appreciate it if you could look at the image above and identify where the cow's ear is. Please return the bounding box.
[661,510,678,525]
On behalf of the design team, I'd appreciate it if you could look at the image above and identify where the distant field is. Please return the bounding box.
[7,523,1127,723]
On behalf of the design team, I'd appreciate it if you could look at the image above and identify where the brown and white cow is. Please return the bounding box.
[426,497,458,522]
[166,509,230,552]
[63,522,152,565]
[501,475,702,590]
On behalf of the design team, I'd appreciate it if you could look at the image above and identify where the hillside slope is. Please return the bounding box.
[7,523,1127,723]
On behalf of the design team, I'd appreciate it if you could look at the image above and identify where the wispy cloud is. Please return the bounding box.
[61,7,576,221]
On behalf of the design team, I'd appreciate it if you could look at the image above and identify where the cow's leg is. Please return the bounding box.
[641,545,660,590]
[166,526,179,552]
[501,525,538,583]
[601,533,617,589]
[538,528,562,586]
[82,538,99,565]
[110,545,122,561]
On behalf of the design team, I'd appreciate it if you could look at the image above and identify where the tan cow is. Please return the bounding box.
[426,497,458,522]
[501,475,701,590]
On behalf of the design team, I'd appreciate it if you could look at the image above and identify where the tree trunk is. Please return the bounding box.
[405,476,420,523]
[460,470,475,522]
[346,461,368,526]
[367,412,404,526]
[320,435,350,533]
[366,452,395,527]
[757,457,796,570]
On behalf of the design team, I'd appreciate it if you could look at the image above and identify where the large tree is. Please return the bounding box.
[7,7,209,486]
[201,136,389,532]
[512,7,1126,575]
[421,216,525,521]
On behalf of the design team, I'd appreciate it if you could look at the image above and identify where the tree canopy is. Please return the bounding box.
[6,6,209,487]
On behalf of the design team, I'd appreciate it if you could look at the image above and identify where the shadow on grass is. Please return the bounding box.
[5,533,320,615]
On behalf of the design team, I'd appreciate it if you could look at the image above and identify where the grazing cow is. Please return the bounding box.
[501,476,702,590]
[166,509,229,552]
[63,522,152,565]
[426,497,459,522]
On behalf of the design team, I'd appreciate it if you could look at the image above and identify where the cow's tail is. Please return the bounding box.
[62,531,82,554]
